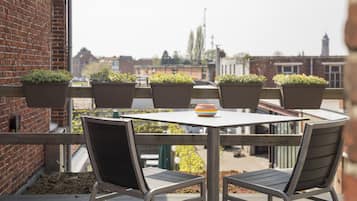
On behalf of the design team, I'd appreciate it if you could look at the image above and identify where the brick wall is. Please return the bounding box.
[119,56,135,74]
[249,56,344,87]
[0,0,52,194]
[344,1,357,200]
[51,0,68,127]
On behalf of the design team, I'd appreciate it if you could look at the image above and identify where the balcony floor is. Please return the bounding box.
[0,193,342,201]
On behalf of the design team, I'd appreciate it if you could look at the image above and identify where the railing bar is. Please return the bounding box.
[0,133,302,146]
[0,86,344,99]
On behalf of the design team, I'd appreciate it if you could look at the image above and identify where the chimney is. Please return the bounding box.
[321,33,330,56]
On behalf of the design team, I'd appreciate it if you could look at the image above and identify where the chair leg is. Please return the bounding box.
[89,182,98,201]
[268,194,273,201]
[144,193,153,201]
[223,178,229,201]
[200,180,206,201]
[330,187,339,201]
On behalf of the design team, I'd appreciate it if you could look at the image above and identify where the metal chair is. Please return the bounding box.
[81,116,206,201]
[223,119,346,201]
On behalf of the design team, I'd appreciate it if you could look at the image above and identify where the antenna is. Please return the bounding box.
[203,8,207,51]
[211,35,214,49]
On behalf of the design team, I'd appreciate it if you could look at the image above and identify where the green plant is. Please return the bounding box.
[149,73,194,84]
[273,74,328,85]
[90,68,136,83]
[21,69,72,84]
[216,74,266,84]
[168,124,205,174]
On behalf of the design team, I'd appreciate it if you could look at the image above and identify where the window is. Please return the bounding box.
[277,65,299,74]
[324,65,344,88]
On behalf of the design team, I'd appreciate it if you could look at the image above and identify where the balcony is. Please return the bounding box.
[0,85,346,201]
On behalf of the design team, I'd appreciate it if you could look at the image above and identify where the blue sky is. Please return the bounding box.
[72,0,348,58]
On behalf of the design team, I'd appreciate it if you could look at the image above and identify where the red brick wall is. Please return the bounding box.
[51,0,68,127]
[0,0,52,194]
[119,56,135,74]
[249,56,344,87]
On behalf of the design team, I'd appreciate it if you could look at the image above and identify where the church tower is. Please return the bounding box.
[321,33,330,56]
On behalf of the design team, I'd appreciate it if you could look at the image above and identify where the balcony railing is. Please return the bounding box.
[0,86,345,99]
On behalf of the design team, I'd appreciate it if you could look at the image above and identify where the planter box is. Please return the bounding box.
[279,84,326,109]
[22,82,69,108]
[150,83,193,108]
[218,83,263,109]
[91,82,136,108]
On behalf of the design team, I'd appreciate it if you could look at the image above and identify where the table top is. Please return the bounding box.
[121,111,308,128]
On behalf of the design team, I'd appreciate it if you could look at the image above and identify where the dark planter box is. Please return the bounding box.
[279,84,326,109]
[22,82,69,108]
[218,83,263,109]
[91,82,136,108]
[150,83,193,108]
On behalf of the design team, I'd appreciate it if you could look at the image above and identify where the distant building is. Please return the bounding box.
[219,57,249,76]
[135,58,153,66]
[249,55,345,88]
[72,48,97,77]
[119,56,135,74]
[135,65,208,80]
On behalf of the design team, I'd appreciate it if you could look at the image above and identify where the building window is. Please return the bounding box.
[277,65,299,74]
[324,65,343,88]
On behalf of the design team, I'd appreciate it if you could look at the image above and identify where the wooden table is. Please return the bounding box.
[122,111,307,201]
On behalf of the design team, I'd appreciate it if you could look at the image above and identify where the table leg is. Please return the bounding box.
[207,127,220,201]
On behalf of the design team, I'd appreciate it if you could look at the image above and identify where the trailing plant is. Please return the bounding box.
[90,68,136,83]
[273,74,328,85]
[149,73,194,84]
[21,69,72,84]
[216,74,266,84]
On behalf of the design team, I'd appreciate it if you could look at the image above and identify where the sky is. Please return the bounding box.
[72,0,348,59]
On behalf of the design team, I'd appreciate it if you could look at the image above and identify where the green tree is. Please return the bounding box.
[194,26,205,64]
[81,61,111,78]
[204,49,216,62]
[172,51,182,64]
[187,30,194,62]
[161,50,171,65]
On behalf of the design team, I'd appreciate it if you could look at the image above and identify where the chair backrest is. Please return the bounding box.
[81,116,148,193]
[285,119,346,195]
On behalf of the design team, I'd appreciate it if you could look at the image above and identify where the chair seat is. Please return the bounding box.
[143,167,204,190]
[225,169,291,193]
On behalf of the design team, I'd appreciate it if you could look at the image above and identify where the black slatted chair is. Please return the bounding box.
[81,116,206,201]
[223,119,346,201]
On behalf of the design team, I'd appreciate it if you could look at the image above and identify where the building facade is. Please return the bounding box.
[72,48,97,78]
[0,0,69,194]
[135,65,208,80]
[219,57,249,76]
[249,56,345,88]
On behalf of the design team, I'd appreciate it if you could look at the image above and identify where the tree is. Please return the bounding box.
[186,30,194,62]
[232,52,250,61]
[172,51,182,64]
[193,26,205,64]
[81,61,111,78]
[161,50,171,65]
[204,49,216,62]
